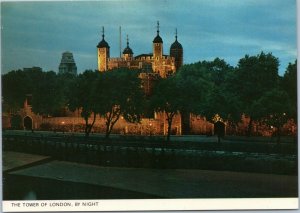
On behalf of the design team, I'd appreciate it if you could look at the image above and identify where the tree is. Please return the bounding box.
[95,68,144,139]
[10,114,22,129]
[190,59,240,124]
[2,70,31,113]
[229,52,280,136]
[252,88,292,142]
[56,72,77,116]
[174,64,212,135]
[176,58,239,136]
[201,85,242,127]
[2,68,66,117]
[281,60,297,122]
[151,76,184,142]
[68,70,99,137]
[30,71,65,116]
[199,57,234,86]
[175,64,211,114]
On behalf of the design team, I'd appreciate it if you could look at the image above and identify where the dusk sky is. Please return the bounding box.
[1,0,297,75]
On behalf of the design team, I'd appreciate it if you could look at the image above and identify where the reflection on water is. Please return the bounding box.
[3,174,160,200]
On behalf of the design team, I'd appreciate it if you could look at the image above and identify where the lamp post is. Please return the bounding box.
[149,121,152,136]
[61,121,65,134]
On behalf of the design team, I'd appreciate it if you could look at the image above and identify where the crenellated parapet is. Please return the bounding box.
[97,22,183,78]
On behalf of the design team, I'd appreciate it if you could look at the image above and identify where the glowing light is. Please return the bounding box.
[212,114,223,123]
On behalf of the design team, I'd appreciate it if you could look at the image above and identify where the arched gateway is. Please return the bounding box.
[23,116,33,130]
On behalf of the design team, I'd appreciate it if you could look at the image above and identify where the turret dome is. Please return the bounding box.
[97,27,110,48]
[123,46,133,54]
[153,35,163,43]
[153,21,163,43]
[170,39,182,49]
[97,39,110,48]
[123,35,133,54]
[170,29,182,49]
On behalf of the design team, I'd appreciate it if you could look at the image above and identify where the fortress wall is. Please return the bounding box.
[190,115,214,135]
[40,113,183,135]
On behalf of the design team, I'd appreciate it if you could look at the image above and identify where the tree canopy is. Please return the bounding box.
[31,71,66,116]
[281,60,297,121]
[2,69,30,113]
[68,70,99,137]
[2,52,296,138]
[95,68,145,138]
[2,68,66,116]
[252,88,292,142]
[151,76,183,142]
[226,52,280,135]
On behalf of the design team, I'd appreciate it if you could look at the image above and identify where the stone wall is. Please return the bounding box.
[3,104,297,137]
[41,113,183,136]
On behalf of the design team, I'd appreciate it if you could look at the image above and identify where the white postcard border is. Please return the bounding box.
[2,198,299,212]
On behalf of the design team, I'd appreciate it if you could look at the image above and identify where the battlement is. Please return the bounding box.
[97,23,183,75]
[108,57,125,62]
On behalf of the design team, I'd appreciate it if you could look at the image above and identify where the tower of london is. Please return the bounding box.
[97,21,183,78]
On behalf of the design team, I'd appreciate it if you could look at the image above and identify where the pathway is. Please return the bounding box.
[8,157,298,198]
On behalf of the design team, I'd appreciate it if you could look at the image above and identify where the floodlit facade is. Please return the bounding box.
[97,22,183,78]
[2,22,296,138]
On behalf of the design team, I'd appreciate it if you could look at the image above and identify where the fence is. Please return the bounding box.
[3,134,297,175]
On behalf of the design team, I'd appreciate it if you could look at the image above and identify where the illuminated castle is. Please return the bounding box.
[97,21,183,78]
[4,21,296,137]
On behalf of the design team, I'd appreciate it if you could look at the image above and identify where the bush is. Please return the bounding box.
[10,114,22,130]
[39,123,53,131]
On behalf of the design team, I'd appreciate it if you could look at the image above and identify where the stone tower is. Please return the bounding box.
[122,35,133,61]
[170,29,183,71]
[153,21,163,59]
[58,51,77,75]
[97,27,110,71]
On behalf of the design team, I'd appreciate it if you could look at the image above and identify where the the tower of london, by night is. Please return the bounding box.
[97,22,183,78]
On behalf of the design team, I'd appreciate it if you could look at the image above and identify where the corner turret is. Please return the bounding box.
[97,27,110,71]
[170,28,183,70]
[153,21,163,59]
[123,35,133,60]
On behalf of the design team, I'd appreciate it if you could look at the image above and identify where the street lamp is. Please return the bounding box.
[61,121,65,134]
[149,121,152,136]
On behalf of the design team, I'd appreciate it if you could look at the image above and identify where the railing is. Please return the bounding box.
[2,134,297,175]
